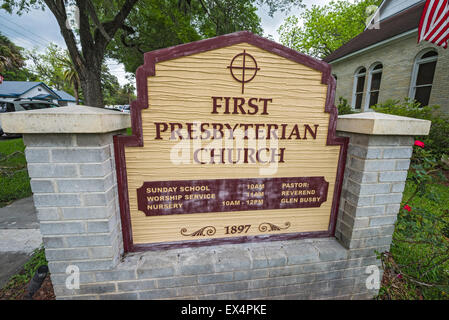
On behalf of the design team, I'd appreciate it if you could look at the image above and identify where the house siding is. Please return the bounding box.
[330,32,449,115]
[378,0,424,22]
[20,85,55,100]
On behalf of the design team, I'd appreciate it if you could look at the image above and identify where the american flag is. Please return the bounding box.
[418,0,449,48]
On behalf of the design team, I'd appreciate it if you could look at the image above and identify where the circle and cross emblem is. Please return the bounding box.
[227,50,260,94]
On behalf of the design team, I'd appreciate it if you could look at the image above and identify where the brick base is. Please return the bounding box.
[52,238,380,300]
[22,129,414,300]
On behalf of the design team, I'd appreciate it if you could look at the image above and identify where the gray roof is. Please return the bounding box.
[54,90,77,102]
[0,81,77,102]
[0,81,59,98]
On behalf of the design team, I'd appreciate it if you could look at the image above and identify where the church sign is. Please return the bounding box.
[114,32,348,252]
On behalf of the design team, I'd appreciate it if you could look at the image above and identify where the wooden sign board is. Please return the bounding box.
[114,32,348,252]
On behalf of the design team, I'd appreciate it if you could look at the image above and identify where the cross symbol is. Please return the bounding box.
[227,50,260,94]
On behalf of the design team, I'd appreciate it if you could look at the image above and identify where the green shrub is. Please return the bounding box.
[379,150,449,300]
[373,98,449,159]
[336,97,354,115]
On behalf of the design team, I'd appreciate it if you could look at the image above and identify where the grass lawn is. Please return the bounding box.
[379,173,449,300]
[0,137,31,207]
[0,128,133,208]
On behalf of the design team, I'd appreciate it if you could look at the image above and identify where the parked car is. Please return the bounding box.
[0,99,60,136]
[118,105,130,113]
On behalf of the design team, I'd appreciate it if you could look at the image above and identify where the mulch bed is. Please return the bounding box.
[378,253,424,300]
[0,275,55,300]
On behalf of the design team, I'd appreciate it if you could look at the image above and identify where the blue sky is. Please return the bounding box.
[0,0,334,86]
[257,0,333,40]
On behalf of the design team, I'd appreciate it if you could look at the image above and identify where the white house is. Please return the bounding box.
[0,81,78,106]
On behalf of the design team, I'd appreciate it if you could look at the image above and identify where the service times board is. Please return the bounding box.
[114,32,348,252]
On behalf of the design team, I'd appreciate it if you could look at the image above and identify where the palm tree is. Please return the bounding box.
[123,83,135,105]
[59,54,81,104]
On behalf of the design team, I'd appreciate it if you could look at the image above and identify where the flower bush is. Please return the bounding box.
[378,140,449,300]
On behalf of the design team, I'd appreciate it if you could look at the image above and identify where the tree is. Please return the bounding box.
[101,70,135,106]
[122,83,135,105]
[2,0,300,106]
[59,55,81,104]
[2,0,139,107]
[106,0,203,73]
[195,0,263,37]
[107,0,303,73]
[0,32,25,73]
[0,32,37,81]
[277,0,382,59]
[28,43,69,91]
[101,65,121,106]
[29,43,127,105]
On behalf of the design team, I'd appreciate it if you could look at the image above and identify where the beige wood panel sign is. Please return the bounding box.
[114,32,348,252]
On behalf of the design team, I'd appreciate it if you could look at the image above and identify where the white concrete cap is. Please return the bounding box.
[0,105,131,134]
[337,112,431,136]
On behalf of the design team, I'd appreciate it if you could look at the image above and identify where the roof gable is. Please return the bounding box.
[0,81,61,99]
[324,1,425,63]
[0,81,41,97]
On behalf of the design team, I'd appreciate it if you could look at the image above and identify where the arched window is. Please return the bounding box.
[410,50,438,106]
[366,63,383,109]
[352,67,366,109]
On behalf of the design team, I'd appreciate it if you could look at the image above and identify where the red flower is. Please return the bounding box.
[403,205,412,212]
[414,140,425,148]
[397,274,403,279]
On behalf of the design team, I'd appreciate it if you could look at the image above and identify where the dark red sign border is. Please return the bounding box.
[113,31,349,252]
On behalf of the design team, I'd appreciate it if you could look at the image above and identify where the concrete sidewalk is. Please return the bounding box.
[0,197,42,289]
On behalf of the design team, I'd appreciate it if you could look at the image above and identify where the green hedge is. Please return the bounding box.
[373,99,449,159]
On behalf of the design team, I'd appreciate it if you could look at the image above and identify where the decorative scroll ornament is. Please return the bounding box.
[180,226,217,237]
[258,222,291,232]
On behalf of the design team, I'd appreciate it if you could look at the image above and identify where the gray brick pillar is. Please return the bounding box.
[0,106,130,297]
[335,112,431,297]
